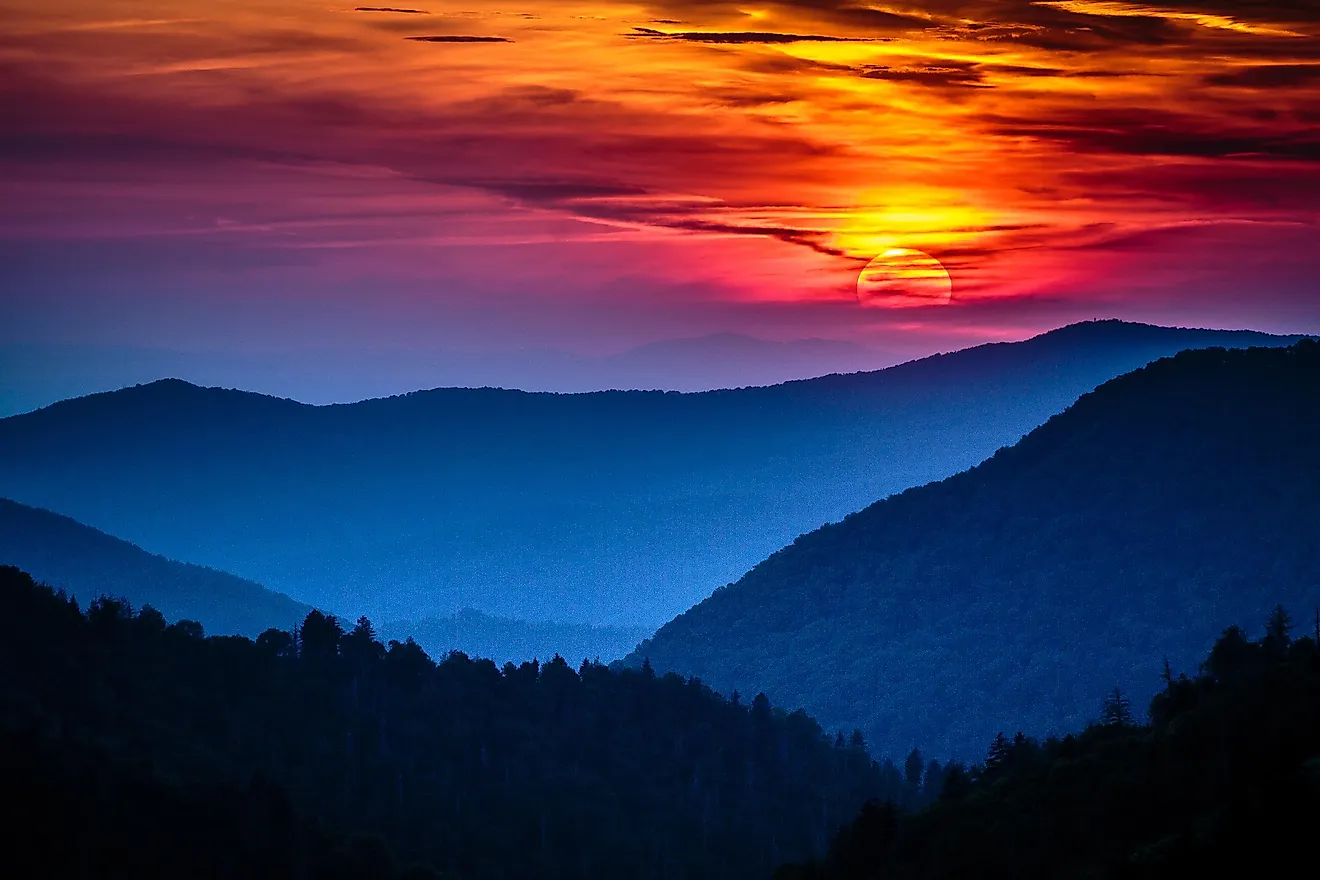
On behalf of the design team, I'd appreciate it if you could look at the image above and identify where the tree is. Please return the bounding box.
[940,762,970,801]
[384,637,433,688]
[923,759,944,797]
[137,604,167,634]
[1265,604,1293,649]
[168,619,204,639]
[986,732,1012,768]
[1101,687,1133,727]
[299,610,343,662]
[256,628,295,657]
[88,595,132,629]
[903,748,924,791]
[342,616,385,667]
[1205,625,1253,682]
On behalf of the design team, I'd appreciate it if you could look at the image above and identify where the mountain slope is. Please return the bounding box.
[623,342,1320,760]
[0,498,309,636]
[0,321,1304,633]
[778,622,1320,879]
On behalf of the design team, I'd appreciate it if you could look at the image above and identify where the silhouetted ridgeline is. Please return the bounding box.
[0,496,309,636]
[0,321,1301,635]
[383,609,650,667]
[624,342,1320,759]
[778,612,1320,878]
[0,566,900,880]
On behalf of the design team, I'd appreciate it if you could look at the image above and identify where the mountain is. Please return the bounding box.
[384,610,650,667]
[0,564,896,880]
[0,497,309,636]
[0,321,1305,640]
[779,619,1320,879]
[623,342,1320,760]
[0,334,886,417]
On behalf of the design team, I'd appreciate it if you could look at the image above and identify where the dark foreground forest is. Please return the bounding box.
[5,565,1318,878]
[779,608,1320,879]
[0,565,909,880]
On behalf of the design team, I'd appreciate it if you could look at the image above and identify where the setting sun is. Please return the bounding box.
[857,249,953,308]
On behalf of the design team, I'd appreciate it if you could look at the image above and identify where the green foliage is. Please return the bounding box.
[777,617,1320,878]
[0,565,897,880]
[628,342,1320,758]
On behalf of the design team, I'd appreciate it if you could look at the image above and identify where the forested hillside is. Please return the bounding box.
[0,566,900,880]
[778,611,1320,878]
[626,342,1320,759]
[0,497,308,636]
[0,321,1298,639]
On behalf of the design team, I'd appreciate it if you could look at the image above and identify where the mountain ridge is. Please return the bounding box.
[622,341,1320,759]
[0,320,1308,643]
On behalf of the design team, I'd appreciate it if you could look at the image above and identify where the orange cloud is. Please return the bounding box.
[0,0,1316,328]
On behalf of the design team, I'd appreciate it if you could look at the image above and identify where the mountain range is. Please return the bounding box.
[0,320,1306,641]
[623,342,1320,759]
[0,334,887,418]
[0,497,308,636]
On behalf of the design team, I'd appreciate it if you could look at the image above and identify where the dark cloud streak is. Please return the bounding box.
[405,35,512,43]
[630,27,875,44]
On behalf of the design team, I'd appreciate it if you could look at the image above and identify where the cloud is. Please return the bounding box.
[642,1,934,34]
[354,6,429,13]
[473,180,651,201]
[404,35,513,43]
[982,107,1320,161]
[859,61,988,88]
[643,0,1313,54]
[630,27,871,44]
[1204,63,1320,87]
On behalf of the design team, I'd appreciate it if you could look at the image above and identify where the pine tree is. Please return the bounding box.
[1101,687,1133,727]
[1265,604,1293,647]
[986,732,1012,768]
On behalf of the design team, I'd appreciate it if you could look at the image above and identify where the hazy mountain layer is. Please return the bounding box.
[623,343,1320,759]
[0,497,309,636]
[0,321,1303,632]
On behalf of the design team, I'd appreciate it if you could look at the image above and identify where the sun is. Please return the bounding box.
[856,249,953,308]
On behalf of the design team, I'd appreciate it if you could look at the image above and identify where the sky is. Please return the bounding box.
[1,0,1318,401]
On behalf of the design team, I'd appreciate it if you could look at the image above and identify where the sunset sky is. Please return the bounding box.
[2,1,1318,395]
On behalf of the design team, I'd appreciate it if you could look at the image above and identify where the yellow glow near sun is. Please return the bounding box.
[831,189,997,260]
